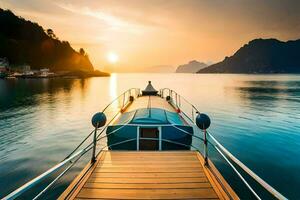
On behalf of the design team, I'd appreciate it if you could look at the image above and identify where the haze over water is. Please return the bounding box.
[0,73,300,199]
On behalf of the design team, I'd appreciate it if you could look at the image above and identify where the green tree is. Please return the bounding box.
[79,48,86,56]
[46,29,56,39]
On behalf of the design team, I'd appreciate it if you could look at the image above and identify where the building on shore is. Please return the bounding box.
[40,68,55,77]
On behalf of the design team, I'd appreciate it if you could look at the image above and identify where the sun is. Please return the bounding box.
[107,52,119,63]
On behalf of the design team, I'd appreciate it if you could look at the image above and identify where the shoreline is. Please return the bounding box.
[0,70,110,79]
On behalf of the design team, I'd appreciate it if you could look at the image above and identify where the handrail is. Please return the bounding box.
[97,137,201,153]
[94,123,286,200]
[161,88,288,200]
[160,88,199,111]
[64,88,140,160]
[214,144,262,200]
[32,152,85,200]
[160,88,200,124]
[100,125,204,146]
[3,145,93,200]
[102,88,140,113]
[2,88,141,200]
[207,132,288,200]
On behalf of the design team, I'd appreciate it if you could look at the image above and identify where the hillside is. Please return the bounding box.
[198,39,300,73]
[0,8,102,73]
[176,60,208,73]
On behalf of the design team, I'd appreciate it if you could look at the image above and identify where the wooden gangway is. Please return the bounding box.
[59,151,238,200]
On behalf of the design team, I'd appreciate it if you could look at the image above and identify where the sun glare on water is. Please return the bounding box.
[107,52,119,63]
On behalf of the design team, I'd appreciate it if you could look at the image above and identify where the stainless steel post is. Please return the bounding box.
[122,93,125,108]
[204,129,208,166]
[192,108,194,122]
[91,125,97,163]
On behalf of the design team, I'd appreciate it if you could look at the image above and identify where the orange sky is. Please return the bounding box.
[1,0,300,72]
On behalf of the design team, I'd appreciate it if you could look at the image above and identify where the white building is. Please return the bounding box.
[40,68,54,77]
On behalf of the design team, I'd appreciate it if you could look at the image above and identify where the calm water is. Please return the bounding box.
[0,74,300,199]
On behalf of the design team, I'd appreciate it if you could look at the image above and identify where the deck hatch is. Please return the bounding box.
[139,128,159,150]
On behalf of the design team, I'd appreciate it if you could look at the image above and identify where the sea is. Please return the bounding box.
[0,73,299,199]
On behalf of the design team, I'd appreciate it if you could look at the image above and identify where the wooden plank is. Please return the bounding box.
[87,177,208,184]
[196,152,239,200]
[75,198,219,200]
[97,163,204,169]
[103,152,197,156]
[104,154,197,160]
[96,163,202,167]
[84,182,212,189]
[77,188,218,199]
[97,160,201,165]
[107,150,197,156]
[58,151,106,200]
[60,151,237,200]
[93,167,204,173]
[104,156,197,162]
[91,172,206,178]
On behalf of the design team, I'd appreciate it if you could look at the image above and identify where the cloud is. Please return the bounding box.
[2,0,300,72]
[55,2,160,35]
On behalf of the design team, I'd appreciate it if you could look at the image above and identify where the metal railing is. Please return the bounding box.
[207,132,288,200]
[160,88,199,124]
[160,88,287,200]
[2,88,140,200]
[3,88,288,200]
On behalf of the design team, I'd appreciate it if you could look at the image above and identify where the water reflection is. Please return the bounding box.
[225,79,300,108]
[109,73,118,99]
[0,77,114,198]
[0,79,76,112]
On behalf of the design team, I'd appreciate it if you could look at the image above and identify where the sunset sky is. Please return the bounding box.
[1,0,300,72]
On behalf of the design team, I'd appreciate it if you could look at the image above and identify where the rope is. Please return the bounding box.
[170,124,204,142]
[63,129,95,161]
[97,115,133,141]
[63,89,137,161]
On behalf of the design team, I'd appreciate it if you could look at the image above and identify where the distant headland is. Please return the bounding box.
[197,38,300,74]
[0,8,109,78]
[176,60,208,73]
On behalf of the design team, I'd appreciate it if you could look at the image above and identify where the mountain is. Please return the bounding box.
[198,38,300,73]
[146,65,176,73]
[176,60,208,73]
[0,8,107,75]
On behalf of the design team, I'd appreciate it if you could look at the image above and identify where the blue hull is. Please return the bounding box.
[106,125,193,150]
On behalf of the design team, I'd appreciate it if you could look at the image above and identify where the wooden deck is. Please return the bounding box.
[126,96,175,112]
[59,151,238,200]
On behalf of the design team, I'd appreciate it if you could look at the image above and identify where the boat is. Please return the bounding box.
[2,82,288,200]
[106,81,193,150]
[39,68,55,78]
[19,71,35,78]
